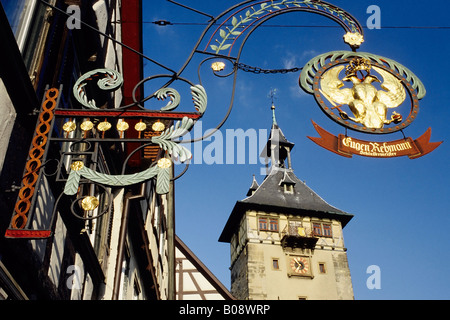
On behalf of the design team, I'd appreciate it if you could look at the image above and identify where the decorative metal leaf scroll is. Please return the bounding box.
[73,68,123,109]
[63,66,204,195]
[207,0,364,55]
[64,161,165,194]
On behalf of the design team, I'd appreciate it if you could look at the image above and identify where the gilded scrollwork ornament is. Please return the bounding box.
[299,50,426,134]
[62,67,202,196]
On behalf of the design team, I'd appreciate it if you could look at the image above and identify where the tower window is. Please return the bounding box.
[272,259,280,270]
[323,224,332,237]
[269,219,278,232]
[283,184,294,193]
[312,222,332,237]
[313,223,322,236]
[319,263,326,274]
[258,217,279,232]
[259,218,267,230]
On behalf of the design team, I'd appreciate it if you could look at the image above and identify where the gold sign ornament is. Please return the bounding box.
[321,58,406,130]
[80,120,94,131]
[71,161,84,171]
[63,120,76,133]
[152,120,165,132]
[315,56,415,134]
[81,196,100,211]
[134,120,147,138]
[116,120,129,132]
[134,120,147,132]
[299,52,442,159]
[97,120,112,132]
[116,119,129,138]
[157,158,172,169]
[211,61,226,72]
[343,32,364,48]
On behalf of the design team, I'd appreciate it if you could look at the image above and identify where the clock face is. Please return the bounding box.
[290,257,309,274]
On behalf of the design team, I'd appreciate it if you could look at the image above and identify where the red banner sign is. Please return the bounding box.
[308,120,442,159]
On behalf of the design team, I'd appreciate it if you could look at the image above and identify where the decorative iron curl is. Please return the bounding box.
[206,0,364,55]
[73,69,123,109]
[130,74,207,115]
[168,0,365,144]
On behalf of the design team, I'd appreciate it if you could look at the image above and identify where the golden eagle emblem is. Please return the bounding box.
[319,58,406,129]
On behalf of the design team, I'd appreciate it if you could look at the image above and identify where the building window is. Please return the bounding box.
[258,217,267,231]
[323,224,332,237]
[313,223,322,236]
[259,217,278,232]
[269,219,278,232]
[272,259,279,270]
[283,184,294,194]
[312,222,332,237]
[319,263,326,274]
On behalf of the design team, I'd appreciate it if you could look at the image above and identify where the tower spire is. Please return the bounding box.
[260,96,295,172]
[269,88,278,126]
[271,104,277,126]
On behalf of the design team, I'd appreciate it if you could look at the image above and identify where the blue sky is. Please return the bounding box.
[142,0,449,300]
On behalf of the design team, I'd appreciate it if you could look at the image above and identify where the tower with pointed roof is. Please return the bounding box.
[219,104,354,300]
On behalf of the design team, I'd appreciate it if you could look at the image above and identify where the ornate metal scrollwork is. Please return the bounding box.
[205,0,364,56]
[299,51,426,134]
[73,68,123,109]
[59,65,209,198]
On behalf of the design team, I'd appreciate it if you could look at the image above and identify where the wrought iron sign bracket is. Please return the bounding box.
[4,0,442,240]
[5,69,208,239]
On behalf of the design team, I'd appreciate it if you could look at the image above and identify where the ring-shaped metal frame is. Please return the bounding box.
[311,58,420,134]
[69,182,112,220]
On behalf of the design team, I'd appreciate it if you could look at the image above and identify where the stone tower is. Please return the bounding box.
[219,105,354,300]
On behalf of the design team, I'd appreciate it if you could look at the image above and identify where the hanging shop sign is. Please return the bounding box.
[300,51,442,158]
[5,69,207,239]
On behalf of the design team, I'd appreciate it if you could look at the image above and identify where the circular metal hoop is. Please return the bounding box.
[312,59,420,134]
[300,51,425,134]
[69,183,112,221]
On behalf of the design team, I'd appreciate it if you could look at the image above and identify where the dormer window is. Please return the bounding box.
[280,171,296,194]
[283,184,294,194]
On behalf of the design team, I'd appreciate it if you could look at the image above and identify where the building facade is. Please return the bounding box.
[0,0,233,301]
[220,106,354,300]
[175,236,235,300]
[0,0,171,300]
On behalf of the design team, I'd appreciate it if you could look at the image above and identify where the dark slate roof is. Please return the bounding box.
[219,167,353,243]
[243,167,348,214]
